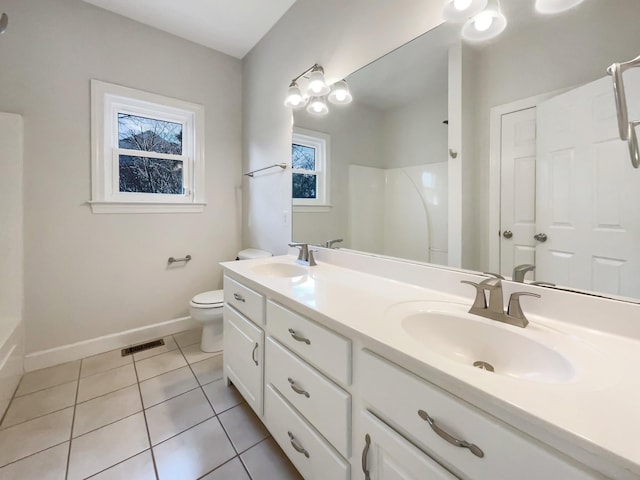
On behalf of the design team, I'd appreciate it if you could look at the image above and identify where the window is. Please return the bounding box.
[292,128,330,211]
[90,80,205,213]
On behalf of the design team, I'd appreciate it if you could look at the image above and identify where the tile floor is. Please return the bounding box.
[0,329,303,480]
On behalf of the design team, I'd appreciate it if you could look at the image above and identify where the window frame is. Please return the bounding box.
[90,80,206,213]
[292,127,331,211]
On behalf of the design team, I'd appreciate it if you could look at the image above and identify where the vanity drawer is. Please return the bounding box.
[224,275,265,324]
[266,300,351,385]
[264,384,350,480]
[265,337,351,457]
[359,350,598,480]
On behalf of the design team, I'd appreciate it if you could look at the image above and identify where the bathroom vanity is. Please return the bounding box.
[221,251,640,480]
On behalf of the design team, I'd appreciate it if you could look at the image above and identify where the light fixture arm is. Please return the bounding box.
[289,64,324,85]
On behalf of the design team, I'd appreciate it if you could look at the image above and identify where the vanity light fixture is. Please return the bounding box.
[442,0,487,22]
[284,63,353,116]
[461,0,507,42]
[307,95,329,116]
[328,80,353,105]
[307,65,331,96]
[534,0,585,14]
[284,81,306,108]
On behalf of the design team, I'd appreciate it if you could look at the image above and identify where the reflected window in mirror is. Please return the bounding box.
[292,128,331,211]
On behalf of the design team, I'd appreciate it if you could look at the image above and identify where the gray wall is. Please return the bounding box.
[0,0,243,354]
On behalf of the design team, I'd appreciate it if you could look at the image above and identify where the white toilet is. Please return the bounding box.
[189,249,271,352]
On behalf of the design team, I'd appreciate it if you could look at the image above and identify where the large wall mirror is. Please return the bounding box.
[292,0,640,302]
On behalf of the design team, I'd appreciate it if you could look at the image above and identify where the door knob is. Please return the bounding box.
[502,230,513,239]
[534,233,548,242]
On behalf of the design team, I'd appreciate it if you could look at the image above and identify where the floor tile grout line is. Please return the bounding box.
[70,410,142,441]
[195,454,243,480]
[64,360,82,480]
[0,401,77,432]
[83,448,153,479]
[132,356,160,480]
[0,439,70,471]
[0,375,29,427]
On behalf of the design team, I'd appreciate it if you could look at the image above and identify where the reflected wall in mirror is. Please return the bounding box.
[292,0,640,302]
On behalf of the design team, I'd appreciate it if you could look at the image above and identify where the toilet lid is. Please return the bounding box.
[191,290,224,306]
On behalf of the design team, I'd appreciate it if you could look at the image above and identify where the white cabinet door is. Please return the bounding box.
[359,410,458,480]
[223,305,264,415]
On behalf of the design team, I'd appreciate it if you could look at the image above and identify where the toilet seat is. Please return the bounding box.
[190,290,224,308]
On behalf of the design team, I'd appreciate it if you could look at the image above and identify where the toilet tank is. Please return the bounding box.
[237,248,272,260]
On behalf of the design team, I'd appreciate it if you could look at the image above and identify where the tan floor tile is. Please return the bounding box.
[0,442,69,480]
[139,366,198,408]
[180,344,219,365]
[133,336,177,361]
[241,438,302,480]
[200,457,249,480]
[67,412,149,480]
[173,328,202,348]
[1,381,76,429]
[153,418,235,480]
[136,350,187,381]
[16,361,80,397]
[77,363,137,403]
[81,348,132,378]
[218,403,269,453]
[190,355,224,385]
[0,408,73,467]
[88,449,156,480]
[73,384,142,437]
[202,379,244,414]
[146,388,214,445]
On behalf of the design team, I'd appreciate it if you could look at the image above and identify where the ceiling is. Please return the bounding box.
[81,0,298,59]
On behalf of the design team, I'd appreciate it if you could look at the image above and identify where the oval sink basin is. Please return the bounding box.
[251,262,307,278]
[387,302,575,383]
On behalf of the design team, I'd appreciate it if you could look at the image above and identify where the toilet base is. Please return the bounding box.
[200,321,223,353]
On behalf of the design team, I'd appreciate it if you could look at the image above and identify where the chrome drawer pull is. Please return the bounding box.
[362,434,371,480]
[288,431,310,458]
[418,409,484,458]
[233,293,245,302]
[287,377,310,398]
[251,343,259,366]
[288,328,311,345]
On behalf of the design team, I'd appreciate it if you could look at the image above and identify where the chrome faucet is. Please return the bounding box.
[512,264,535,283]
[288,243,317,266]
[461,277,540,328]
[324,238,343,249]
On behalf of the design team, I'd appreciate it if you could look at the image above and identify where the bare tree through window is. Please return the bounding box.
[117,113,184,194]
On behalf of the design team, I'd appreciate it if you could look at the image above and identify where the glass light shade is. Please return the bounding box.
[284,83,307,108]
[535,0,585,14]
[307,69,331,96]
[306,96,329,115]
[442,0,487,22]
[461,2,507,42]
[328,80,353,105]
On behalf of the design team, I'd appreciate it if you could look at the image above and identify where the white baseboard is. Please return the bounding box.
[24,316,199,372]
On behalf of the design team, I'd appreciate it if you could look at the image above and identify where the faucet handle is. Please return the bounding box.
[308,249,317,266]
[460,280,487,309]
[507,292,541,325]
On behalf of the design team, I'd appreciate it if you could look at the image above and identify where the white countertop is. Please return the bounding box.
[221,254,640,478]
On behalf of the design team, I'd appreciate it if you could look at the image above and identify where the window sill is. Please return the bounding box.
[293,205,332,213]
[88,201,206,214]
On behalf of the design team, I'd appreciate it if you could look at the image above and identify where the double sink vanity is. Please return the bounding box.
[220,248,640,479]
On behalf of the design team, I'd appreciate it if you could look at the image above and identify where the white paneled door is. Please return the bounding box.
[499,107,537,280]
[536,74,640,297]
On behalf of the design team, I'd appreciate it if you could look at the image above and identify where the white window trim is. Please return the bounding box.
[89,80,206,213]
[292,127,331,211]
